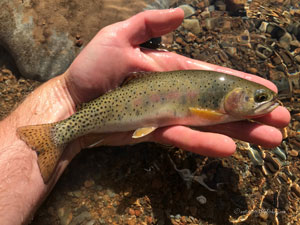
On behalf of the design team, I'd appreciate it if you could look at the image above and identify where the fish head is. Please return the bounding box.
[223,87,278,118]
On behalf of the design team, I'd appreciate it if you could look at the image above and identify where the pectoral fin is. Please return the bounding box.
[132,127,157,138]
[189,107,224,121]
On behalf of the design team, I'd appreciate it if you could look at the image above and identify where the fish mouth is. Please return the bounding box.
[250,99,279,118]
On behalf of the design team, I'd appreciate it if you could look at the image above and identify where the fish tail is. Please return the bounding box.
[17,123,63,183]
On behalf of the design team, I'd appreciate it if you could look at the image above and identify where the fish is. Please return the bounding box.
[17,70,278,182]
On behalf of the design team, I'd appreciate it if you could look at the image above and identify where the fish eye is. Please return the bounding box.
[254,90,269,103]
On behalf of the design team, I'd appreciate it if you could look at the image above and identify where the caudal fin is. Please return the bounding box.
[17,123,63,183]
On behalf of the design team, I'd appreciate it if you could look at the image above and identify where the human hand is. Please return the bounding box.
[63,8,290,160]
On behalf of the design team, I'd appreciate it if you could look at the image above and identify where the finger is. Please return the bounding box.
[153,126,236,157]
[201,121,283,148]
[253,106,290,128]
[142,49,278,92]
[80,126,236,157]
[122,8,184,46]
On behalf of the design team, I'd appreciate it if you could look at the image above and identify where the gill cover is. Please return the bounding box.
[224,87,276,117]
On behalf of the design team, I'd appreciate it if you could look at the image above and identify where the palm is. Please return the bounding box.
[63,9,290,158]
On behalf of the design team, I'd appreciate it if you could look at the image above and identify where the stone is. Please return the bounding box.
[255,44,273,59]
[70,211,92,225]
[186,32,197,42]
[84,179,95,188]
[205,18,217,30]
[279,32,293,49]
[161,32,174,47]
[259,211,269,221]
[107,189,116,198]
[290,9,300,17]
[128,208,135,216]
[58,207,73,225]
[0,0,175,81]
[135,209,142,217]
[295,55,300,64]
[215,0,226,11]
[247,67,258,74]
[147,216,153,224]
[86,220,96,225]
[182,19,201,34]
[291,183,300,197]
[178,4,195,18]
[289,149,299,157]
[224,0,246,13]
[225,47,237,57]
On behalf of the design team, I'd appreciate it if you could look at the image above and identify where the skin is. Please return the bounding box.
[0,8,290,224]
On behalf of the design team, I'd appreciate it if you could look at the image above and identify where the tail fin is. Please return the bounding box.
[17,123,64,183]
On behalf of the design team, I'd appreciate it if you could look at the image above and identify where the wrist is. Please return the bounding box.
[0,74,77,224]
[10,74,76,127]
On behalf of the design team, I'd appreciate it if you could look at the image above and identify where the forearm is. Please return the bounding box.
[0,75,75,224]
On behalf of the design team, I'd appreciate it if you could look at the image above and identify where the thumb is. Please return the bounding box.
[119,8,184,46]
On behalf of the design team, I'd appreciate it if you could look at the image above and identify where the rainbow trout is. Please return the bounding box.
[17,70,278,182]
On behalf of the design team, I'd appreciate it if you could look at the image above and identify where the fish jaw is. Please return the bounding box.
[245,101,279,119]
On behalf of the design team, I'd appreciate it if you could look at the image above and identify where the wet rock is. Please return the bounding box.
[259,210,269,221]
[135,209,142,217]
[255,44,273,59]
[161,32,174,47]
[98,218,106,224]
[295,55,300,64]
[291,183,300,198]
[290,9,300,17]
[186,32,197,42]
[58,207,73,225]
[128,208,135,216]
[205,18,217,30]
[178,4,195,18]
[0,0,173,81]
[86,220,96,225]
[70,211,92,225]
[182,19,201,34]
[247,67,258,74]
[279,32,293,49]
[215,0,227,11]
[224,0,246,14]
[196,195,207,204]
[107,189,116,198]
[289,149,299,157]
[200,10,211,19]
[225,47,238,57]
[237,30,251,47]
[207,5,215,12]
[84,179,95,188]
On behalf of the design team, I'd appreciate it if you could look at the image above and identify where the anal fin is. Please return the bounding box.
[80,133,107,148]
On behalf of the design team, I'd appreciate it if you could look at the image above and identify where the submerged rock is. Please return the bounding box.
[0,0,175,81]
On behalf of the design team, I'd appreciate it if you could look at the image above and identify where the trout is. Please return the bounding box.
[17,70,278,182]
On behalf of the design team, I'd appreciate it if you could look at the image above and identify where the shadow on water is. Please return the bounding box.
[32,143,247,225]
